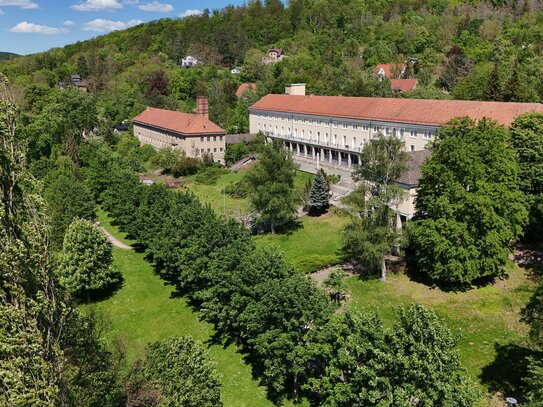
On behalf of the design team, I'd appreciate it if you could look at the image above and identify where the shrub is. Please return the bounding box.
[194,167,228,185]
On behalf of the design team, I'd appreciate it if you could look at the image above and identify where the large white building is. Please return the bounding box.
[248,84,543,218]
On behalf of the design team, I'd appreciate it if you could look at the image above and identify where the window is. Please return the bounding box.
[410,145,416,151]
[220,147,223,152]
[220,136,223,141]
[317,131,320,142]
[352,124,358,130]
[400,129,405,137]
[213,136,217,141]
[333,121,338,128]
[342,122,348,129]
[362,124,369,132]
[201,149,204,153]
[301,130,305,139]
[207,136,210,141]
[334,134,337,144]
[424,131,432,140]
[386,127,390,135]
[352,137,357,146]
[214,148,217,152]
[207,148,211,152]
[373,126,379,133]
[343,135,347,146]
[309,130,312,141]
[200,136,204,142]
[410,130,417,138]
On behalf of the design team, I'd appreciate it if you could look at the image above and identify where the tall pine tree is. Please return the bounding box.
[307,169,329,216]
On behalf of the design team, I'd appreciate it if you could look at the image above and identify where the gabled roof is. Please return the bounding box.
[249,94,543,127]
[373,63,406,79]
[391,79,417,92]
[236,83,257,97]
[267,48,283,56]
[133,107,225,135]
[395,150,432,186]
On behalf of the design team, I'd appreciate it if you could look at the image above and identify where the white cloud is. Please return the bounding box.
[71,0,122,11]
[63,19,75,26]
[179,8,201,18]
[9,21,68,34]
[0,0,39,9]
[82,18,142,32]
[139,1,172,12]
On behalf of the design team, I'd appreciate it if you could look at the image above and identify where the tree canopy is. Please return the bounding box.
[410,118,528,284]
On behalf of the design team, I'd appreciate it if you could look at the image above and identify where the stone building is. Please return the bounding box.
[133,96,226,163]
[249,85,543,218]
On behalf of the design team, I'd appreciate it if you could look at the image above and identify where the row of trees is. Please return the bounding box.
[92,136,480,405]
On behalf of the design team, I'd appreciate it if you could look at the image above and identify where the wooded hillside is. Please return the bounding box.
[1,0,543,129]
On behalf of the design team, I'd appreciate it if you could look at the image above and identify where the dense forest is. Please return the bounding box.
[0,52,19,61]
[1,0,543,135]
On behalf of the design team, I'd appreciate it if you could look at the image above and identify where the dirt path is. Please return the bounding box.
[96,222,133,250]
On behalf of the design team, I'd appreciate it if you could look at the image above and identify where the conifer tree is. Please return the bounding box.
[307,169,329,216]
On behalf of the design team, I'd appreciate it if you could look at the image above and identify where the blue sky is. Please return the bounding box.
[0,0,243,55]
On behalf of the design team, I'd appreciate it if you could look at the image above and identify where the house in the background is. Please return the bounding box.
[231,67,241,75]
[132,96,226,163]
[391,79,418,94]
[113,122,129,133]
[236,83,257,98]
[262,48,286,64]
[58,81,66,90]
[374,63,406,80]
[181,55,198,68]
[58,74,88,92]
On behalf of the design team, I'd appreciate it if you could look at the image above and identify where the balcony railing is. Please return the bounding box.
[265,132,363,153]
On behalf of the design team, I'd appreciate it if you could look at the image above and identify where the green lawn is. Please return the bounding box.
[254,213,348,274]
[345,263,533,397]
[91,211,281,407]
[179,170,313,218]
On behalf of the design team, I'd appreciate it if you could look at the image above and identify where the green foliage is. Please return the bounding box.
[224,142,250,166]
[410,118,528,284]
[307,169,329,216]
[150,146,202,177]
[522,283,543,347]
[246,139,299,233]
[344,135,408,280]
[135,336,222,407]
[323,270,347,304]
[194,166,228,185]
[58,218,120,299]
[511,113,543,238]
[306,305,479,406]
[223,177,251,198]
[44,161,96,247]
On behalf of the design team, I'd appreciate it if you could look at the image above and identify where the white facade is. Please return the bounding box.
[182,55,198,68]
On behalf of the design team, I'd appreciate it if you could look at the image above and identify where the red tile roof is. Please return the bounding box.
[249,94,543,127]
[236,83,257,97]
[133,107,225,135]
[267,48,283,56]
[373,63,406,79]
[391,79,418,93]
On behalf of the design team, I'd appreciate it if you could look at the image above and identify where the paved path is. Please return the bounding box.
[96,222,133,250]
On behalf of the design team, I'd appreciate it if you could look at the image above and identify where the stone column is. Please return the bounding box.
[329,149,332,163]
[316,152,320,170]
[348,153,352,168]
[312,146,315,160]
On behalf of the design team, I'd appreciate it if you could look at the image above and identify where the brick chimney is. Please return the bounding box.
[196,96,209,118]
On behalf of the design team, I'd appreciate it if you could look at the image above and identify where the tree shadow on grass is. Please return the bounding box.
[86,272,125,303]
[480,342,542,403]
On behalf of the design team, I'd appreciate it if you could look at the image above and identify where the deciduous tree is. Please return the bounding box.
[410,118,528,284]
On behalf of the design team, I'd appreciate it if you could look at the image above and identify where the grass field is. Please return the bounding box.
[92,210,284,407]
[180,169,313,217]
[345,263,534,399]
[254,213,348,274]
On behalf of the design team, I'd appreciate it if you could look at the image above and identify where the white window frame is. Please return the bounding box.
[410,130,417,138]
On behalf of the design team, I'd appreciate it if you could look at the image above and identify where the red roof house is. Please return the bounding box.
[236,83,257,98]
[390,79,418,93]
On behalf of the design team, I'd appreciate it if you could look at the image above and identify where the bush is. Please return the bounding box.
[224,178,251,198]
[194,167,228,185]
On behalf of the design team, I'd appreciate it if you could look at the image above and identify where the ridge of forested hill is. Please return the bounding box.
[1,0,543,132]
[0,52,19,61]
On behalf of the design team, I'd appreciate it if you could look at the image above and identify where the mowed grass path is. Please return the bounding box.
[92,210,278,407]
[345,264,533,394]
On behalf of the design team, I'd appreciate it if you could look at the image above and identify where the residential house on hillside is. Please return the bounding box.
[391,79,418,93]
[236,83,257,98]
[374,63,406,79]
[182,55,198,68]
[133,96,226,163]
[58,74,88,91]
[262,48,286,64]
